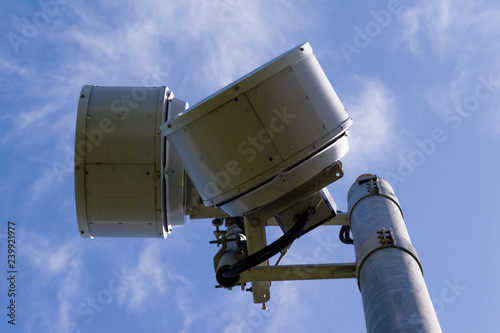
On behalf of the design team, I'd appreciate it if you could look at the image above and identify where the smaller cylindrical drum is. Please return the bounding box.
[75,85,174,238]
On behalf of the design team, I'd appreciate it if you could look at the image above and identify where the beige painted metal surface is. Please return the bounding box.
[161,42,352,216]
[75,85,187,238]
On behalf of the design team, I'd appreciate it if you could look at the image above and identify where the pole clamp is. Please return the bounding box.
[356,229,423,289]
[377,227,396,247]
[348,175,403,224]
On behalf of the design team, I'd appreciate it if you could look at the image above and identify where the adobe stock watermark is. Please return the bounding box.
[202,105,296,198]
[384,74,500,185]
[431,278,467,315]
[339,0,406,63]
[235,234,340,333]
[51,65,168,182]
[65,268,137,333]
[6,0,72,54]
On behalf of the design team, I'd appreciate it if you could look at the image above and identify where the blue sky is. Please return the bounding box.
[1,0,499,332]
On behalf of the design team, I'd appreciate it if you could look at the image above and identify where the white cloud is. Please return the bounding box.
[116,242,192,311]
[0,56,30,77]
[20,233,87,332]
[399,0,500,59]
[340,76,400,175]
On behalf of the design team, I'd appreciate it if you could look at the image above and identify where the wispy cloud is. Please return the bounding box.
[340,76,400,175]
[116,242,192,312]
[20,232,87,332]
[220,282,307,333]
[0,56,30,77]
[399,0,500,60]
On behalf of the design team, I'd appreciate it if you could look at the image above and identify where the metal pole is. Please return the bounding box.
[348,174,441,333]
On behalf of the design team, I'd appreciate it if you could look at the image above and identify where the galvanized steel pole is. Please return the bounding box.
[348,174,441,333]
